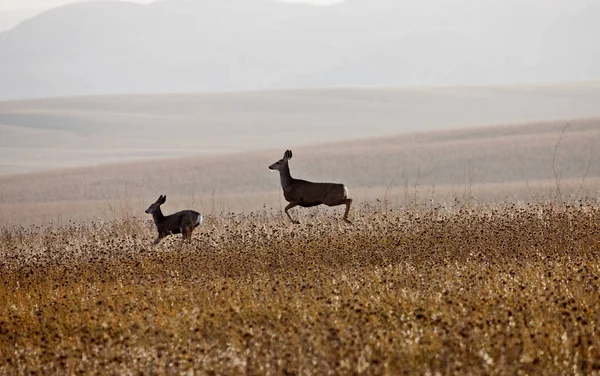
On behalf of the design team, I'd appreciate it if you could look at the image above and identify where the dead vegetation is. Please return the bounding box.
[1,201,599,375]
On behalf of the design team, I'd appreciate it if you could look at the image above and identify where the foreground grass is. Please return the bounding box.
[1,203,600,375]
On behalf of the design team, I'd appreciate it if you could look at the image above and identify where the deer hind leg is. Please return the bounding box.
[187,225,196,242]
[342,198,353,224]
[284,202,301,224]
[181,226,193,243]
[325,198,353,224]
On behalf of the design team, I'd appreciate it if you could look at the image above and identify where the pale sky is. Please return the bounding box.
[0,0,343,11]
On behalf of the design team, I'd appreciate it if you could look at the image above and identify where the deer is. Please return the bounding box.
[269,149,353,224]
[145,195,203,245]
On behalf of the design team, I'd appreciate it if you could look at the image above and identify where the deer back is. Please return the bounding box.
[287,180,347,205]
[157,210,202,234]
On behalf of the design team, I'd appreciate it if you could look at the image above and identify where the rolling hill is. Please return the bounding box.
[0,117,598,226]
[2,83,600,174]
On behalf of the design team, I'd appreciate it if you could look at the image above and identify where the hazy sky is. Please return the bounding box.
[0,0,343,11]
[0,0,597,100]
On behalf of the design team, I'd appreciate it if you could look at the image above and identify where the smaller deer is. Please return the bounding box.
[145,195,203,245]
[269,149,353,224]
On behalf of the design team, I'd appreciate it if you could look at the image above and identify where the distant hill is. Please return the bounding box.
[0,0,154,32]
[0,117,598,226]
[0,0,599,99]
[0,9,39,32]
[2,83,600,175]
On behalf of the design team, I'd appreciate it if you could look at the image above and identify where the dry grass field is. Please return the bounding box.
[1,85,599,374]
[1,202,600,374]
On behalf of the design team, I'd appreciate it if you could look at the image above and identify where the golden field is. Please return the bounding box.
[1,85,600,374]
[1,202,600,375]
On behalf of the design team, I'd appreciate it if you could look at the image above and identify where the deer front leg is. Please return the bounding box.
[284,202,300,224]
[153,233,166,246]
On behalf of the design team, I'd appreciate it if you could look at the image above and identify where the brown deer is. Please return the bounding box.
[269,150,352,224]
[145,195,203,245]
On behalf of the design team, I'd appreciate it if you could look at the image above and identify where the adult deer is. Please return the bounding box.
[269,150,352,224]
[145,195,203,245]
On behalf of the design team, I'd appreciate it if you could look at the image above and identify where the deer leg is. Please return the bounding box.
[342,198,353,224]
[326,198,353,224]
[153,233,166,246]
[181,226,192,243]
[284,202,301,224]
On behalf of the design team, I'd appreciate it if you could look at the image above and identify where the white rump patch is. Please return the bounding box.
[343,185,349,199]
[196,214,203,226]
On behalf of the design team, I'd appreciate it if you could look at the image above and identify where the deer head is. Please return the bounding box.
[145,194,166,214]
[268,150,292,171]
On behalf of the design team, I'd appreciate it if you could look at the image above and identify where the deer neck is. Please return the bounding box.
[152,207,166,225]
[279,163,295,189]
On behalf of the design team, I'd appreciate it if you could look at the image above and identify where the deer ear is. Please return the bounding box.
[162,195,167,203]
[284,150,292,160]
